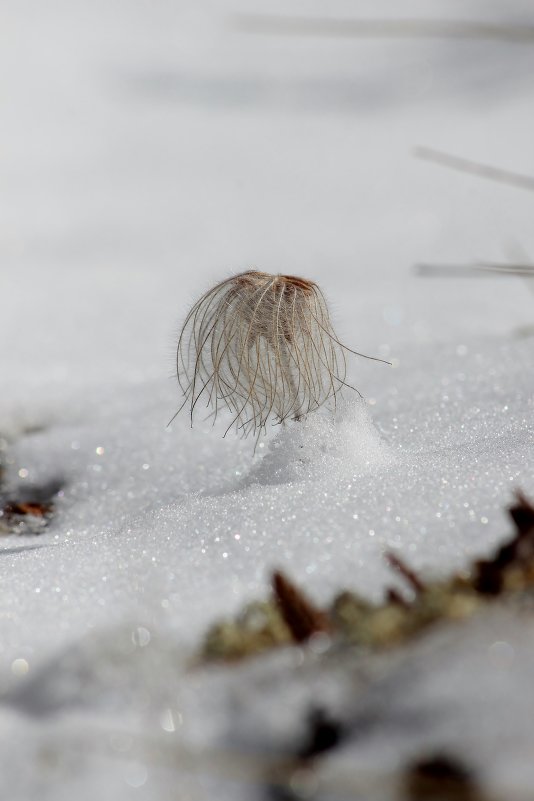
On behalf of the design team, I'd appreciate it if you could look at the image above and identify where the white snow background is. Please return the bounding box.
[1,0,534,798]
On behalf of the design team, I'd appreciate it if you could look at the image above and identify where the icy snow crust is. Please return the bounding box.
[2,0,534,798]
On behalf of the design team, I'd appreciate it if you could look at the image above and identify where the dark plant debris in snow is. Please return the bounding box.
[202,491,534,662]
[403,753,487,801]
[0,461,62,535]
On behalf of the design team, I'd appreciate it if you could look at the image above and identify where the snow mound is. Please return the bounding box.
[246,398,392,486]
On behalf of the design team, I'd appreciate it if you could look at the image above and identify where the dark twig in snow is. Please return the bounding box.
[386,552,426,596]
[272,570,331,644]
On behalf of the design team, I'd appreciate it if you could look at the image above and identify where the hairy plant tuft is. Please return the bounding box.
[175,270,387,439]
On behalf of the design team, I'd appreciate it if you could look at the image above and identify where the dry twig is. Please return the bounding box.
[272,570,331,643]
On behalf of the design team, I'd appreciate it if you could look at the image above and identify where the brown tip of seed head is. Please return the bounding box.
[234,271,316,295]
[234,271,262,288]
[279,274,316,292]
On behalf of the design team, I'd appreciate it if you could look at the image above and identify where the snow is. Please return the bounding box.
[1,0,534,798]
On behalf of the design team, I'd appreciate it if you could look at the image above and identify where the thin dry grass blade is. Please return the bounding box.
[233,15,534,44]
[415,147,534,192]
[415,262,534,278]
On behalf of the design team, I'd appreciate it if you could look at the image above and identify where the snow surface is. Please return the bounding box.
[1,0,534,798]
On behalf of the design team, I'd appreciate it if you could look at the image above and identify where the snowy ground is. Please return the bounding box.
[1,0,534,798]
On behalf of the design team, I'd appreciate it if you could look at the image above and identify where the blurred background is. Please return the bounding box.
[1,0,534,404]
[2,9,534,796]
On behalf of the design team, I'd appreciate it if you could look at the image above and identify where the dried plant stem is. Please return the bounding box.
[272,570,331,643]
[415,146,534,192]
[416,263,534,278]
[386,553,425,595]
[233,15,534,44]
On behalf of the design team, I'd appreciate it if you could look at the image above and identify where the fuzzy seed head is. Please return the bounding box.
[176,270,364,438]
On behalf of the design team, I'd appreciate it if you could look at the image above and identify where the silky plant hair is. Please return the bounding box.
[174,270,389,439]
